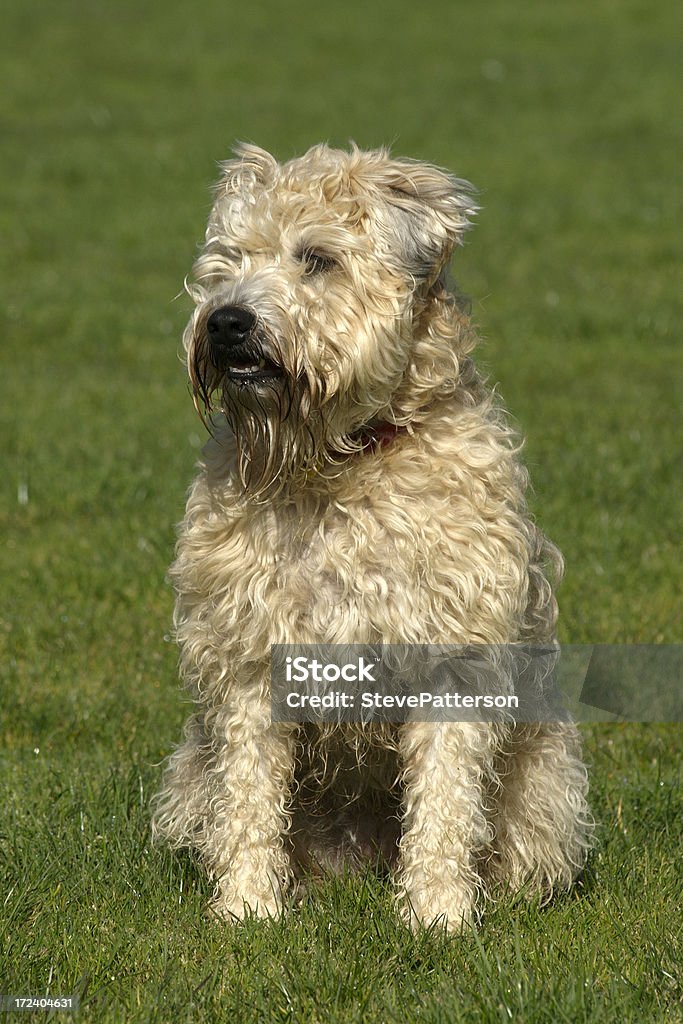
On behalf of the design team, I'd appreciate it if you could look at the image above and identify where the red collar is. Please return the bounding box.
[324,422,405,465]
[355,420,405,451]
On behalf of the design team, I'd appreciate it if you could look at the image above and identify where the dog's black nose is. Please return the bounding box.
[207,306,256,347]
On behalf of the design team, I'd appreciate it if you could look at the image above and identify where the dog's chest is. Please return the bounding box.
[249,495,421,640]
[183,482,432,645]
[180,439,528,648]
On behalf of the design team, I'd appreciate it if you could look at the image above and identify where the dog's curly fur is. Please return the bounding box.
[151,143,592,931]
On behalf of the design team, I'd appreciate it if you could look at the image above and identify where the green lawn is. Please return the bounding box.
[1,0,681,1020]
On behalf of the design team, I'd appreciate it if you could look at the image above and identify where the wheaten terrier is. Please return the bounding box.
[152,143,592,931]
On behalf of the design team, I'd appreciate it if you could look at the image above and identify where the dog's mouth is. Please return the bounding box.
[220,345,284,385]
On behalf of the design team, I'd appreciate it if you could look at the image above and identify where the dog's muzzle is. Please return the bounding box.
[207,304,283,385]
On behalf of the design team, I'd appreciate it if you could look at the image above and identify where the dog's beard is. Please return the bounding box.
[221,375,322,496]
[189,325,332,496]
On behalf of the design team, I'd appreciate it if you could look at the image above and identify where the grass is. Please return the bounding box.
[1,0,681,1020]
[2,730,682,1021]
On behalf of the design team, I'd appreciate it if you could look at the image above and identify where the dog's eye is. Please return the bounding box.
[299,248,337,275]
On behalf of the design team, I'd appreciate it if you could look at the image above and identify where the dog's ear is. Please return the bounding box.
[215,143,278,197]
[371,155,478,281]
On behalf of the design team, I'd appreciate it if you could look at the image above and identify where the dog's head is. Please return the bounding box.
[184,143,477,493]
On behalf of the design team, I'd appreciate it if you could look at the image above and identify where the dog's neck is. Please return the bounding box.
[314,420,405,477]
[353,419,405,452]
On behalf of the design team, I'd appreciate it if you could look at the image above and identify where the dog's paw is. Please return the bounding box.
[208,889,284,924]
[399,885,477,934]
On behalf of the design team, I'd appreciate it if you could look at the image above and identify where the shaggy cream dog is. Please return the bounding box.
[152,143,592,931]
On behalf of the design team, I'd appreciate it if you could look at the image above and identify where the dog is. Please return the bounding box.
[151,143,592,931]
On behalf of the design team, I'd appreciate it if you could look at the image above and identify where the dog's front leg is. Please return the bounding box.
[204,694,296,922]
[397,721,494,932]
